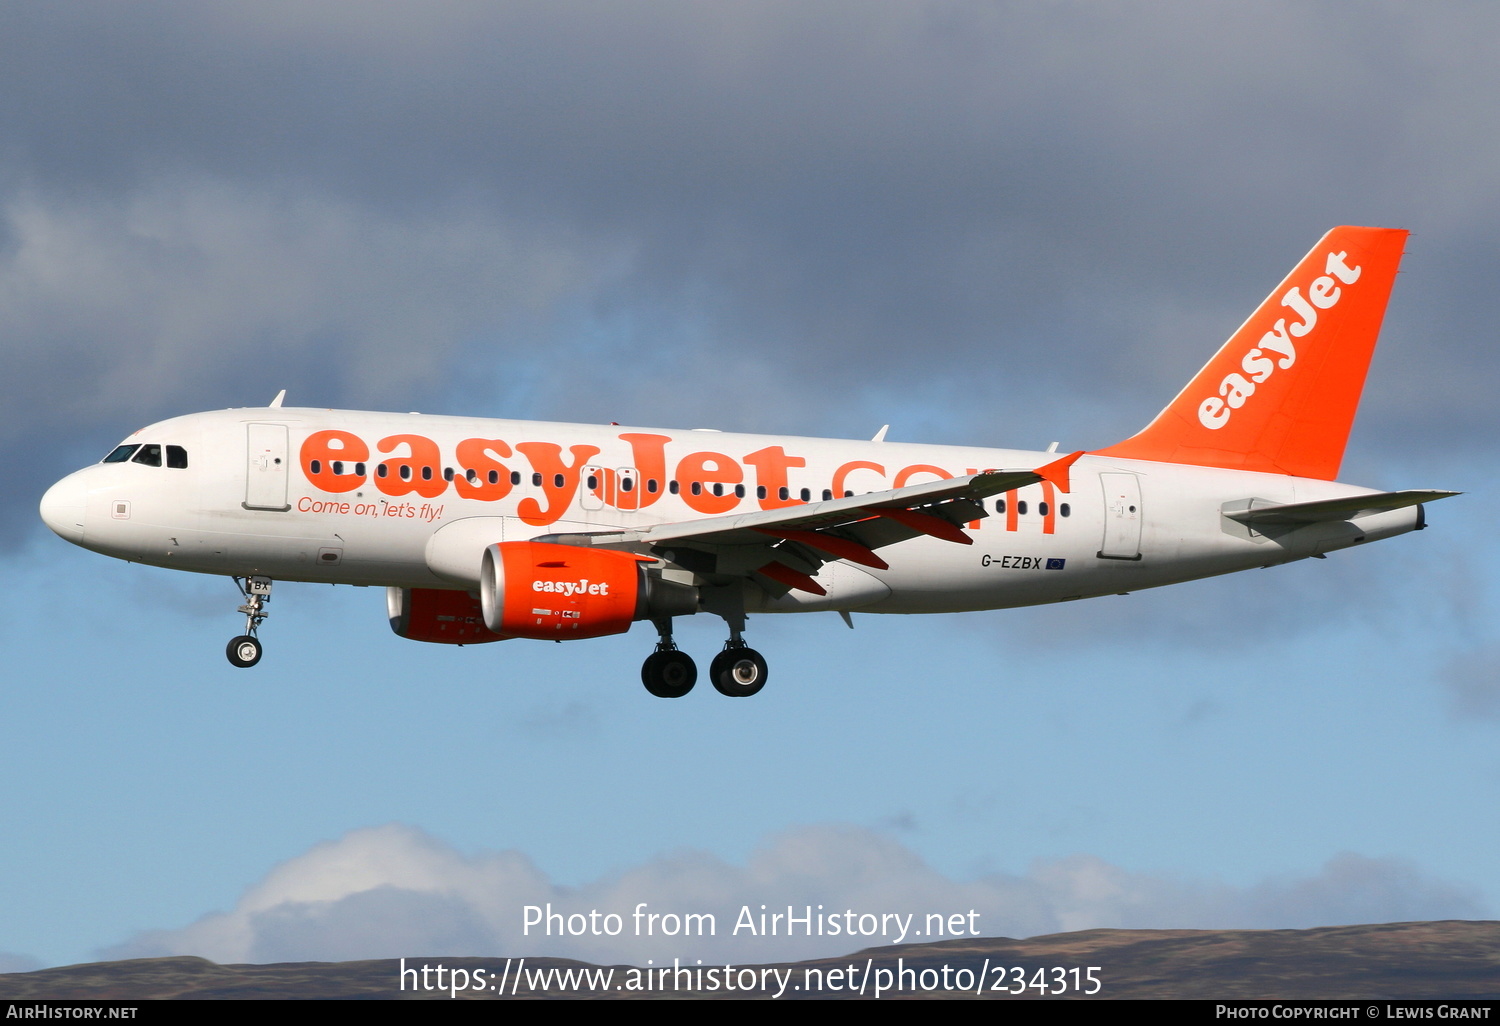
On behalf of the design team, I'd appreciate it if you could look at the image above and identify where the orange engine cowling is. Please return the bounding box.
[480,541,676,641]
[387,587,510,645]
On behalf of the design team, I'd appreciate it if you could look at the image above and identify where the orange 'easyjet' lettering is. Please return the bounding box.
[375,434,446,499]
[514,442,601,526]
[300,429,369,493]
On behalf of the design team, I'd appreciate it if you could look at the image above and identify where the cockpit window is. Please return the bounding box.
[102,441,187,468]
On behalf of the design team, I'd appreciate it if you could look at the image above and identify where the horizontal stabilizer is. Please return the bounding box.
[1224,490,1458,527]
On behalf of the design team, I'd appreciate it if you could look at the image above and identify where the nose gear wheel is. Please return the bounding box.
[226,576,273,668]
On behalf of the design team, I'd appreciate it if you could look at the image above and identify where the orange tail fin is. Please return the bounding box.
[1093,226,1408,480]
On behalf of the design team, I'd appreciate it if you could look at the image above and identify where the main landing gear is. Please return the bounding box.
[226,575,272,668]
[641,618,697,698]
[639,616,768,699]
[709,642,768,698]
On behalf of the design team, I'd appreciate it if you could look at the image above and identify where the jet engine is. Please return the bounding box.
[479,541,697,640]
[387,587,509,645]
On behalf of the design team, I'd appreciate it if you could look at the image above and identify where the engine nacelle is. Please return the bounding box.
[479,541,697,640]
[387,587,509,645]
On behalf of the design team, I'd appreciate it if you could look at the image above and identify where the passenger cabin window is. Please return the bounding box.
[1060,503,1071,517]
[166,445,188,469]
[103,444,140,463]
[132,444,163,467]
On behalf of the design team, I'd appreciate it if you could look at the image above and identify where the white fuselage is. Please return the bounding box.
[39,407,1420,617]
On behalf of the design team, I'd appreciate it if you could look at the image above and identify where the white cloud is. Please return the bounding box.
[101,823,1485,966]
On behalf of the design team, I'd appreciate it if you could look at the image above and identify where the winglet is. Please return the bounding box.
[1036,451,1084,493]
[269,389,286,409]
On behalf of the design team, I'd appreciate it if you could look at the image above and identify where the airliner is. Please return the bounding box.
[38,226,1454,697]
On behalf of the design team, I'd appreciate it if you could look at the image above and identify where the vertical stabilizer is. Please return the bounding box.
[1094,226,1408,480]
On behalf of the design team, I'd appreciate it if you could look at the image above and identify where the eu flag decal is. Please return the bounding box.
[1045,558,1066,570]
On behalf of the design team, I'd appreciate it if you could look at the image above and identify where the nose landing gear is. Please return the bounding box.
[226,576,272,668]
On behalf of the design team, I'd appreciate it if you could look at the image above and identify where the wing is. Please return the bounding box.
[533,451,1084,596]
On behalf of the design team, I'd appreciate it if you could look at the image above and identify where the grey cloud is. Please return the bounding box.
[1439,646,1500,721]
[0,952,44,974]
[100,822,1485,966]
[9,3,1497,550]
[516,700,601,739]
[6,183,599,547]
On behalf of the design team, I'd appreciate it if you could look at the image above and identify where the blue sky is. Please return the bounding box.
[2,2,1498,972]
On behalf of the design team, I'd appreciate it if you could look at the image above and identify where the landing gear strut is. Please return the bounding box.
[641,618,696,698]
[226,575,272,668]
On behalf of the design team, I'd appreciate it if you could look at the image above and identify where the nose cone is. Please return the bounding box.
[40,473,87,544]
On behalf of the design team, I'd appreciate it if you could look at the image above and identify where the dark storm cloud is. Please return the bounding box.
[8,2,1499,547]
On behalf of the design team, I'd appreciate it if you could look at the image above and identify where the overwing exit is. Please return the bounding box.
[39,226,1456,697]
